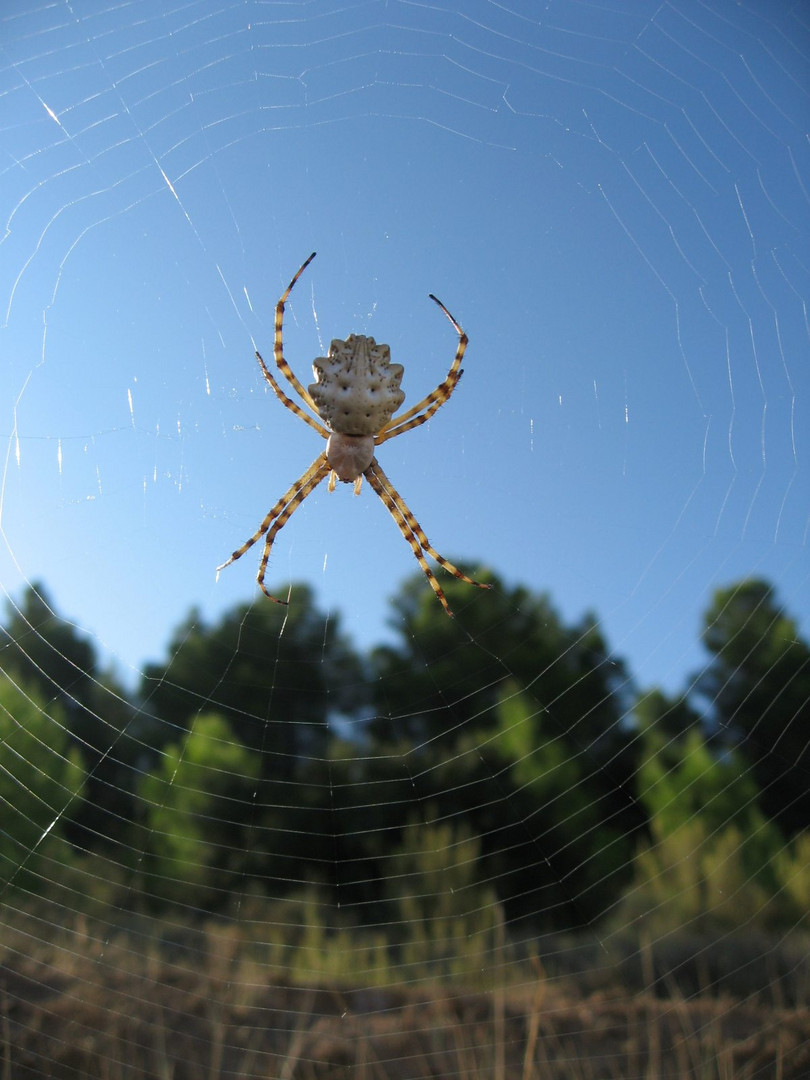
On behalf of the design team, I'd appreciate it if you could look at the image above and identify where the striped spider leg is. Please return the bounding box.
[216,453,330,603]
[218,252,491,615]
[366,293,490,615]
[364,459,488,616]
[373,293,466,445]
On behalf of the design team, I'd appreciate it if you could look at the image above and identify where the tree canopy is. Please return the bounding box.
[138,584,365,777]
[698,578,810,835]
[1,570,807,931]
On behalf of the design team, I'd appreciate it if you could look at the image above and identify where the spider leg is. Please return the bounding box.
[374,369,461,445]
[376,293,467,445]
[364,459,492,617]
[273,251,321,414]
[217,453,330,603]
[256,349,329,438]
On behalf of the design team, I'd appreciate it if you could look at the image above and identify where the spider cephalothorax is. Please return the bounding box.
[217,252,491,616]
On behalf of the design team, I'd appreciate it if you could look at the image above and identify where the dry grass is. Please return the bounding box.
[1,916,808,1079]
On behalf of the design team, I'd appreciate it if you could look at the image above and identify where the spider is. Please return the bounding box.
[217,252,491,617]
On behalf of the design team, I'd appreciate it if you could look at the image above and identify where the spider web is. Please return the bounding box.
[1,1,809,1076]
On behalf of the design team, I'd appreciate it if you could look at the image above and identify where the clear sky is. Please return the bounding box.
[1,0,808,697]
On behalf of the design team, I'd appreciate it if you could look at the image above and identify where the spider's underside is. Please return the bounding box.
[217,252,491,616]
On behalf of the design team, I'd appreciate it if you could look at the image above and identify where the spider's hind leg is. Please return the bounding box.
[217,453,330,603]
[364,459,491,617]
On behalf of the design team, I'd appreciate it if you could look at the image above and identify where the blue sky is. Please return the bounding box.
[1,0,808,697]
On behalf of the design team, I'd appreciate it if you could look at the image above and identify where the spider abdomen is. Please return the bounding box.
[326,433,375,482]
[310,334,405,435]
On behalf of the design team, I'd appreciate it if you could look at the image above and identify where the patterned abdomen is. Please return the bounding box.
[309,335,405,435]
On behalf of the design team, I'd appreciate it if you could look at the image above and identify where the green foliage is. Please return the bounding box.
[136,713,260,907]
[491,683,635,921]
[638,725,763,843]
[3,570,808,941]
[698,578,810,835]
[1,583,97,721]
[616,717,808,933]
[617,816,808,934]
[248,887,393,985]
[385,817,506,981]
[1,584,140,846]
[370,569,633,762]
[0,678,85,894]
[368,571,641,918]
[618,819,766,932]
[139,585,364,777]
[771,833,810,923]
[633,688,701,750]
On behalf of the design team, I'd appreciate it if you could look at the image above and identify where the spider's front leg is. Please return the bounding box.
[272,251,320,413]
[375,293,467,445]
[216,453,331,603]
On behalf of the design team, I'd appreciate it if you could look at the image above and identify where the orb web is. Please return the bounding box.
[1,1,808,1076]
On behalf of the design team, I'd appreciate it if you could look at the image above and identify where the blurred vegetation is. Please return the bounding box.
[1,569,808,953]
[0,679,84,893]
[135,712,261,907]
